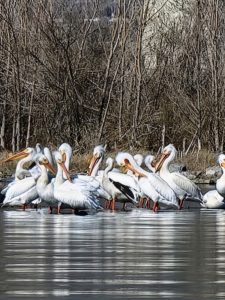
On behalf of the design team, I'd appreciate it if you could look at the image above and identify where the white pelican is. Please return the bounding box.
[201,190,225,209]
[116,152,179,212]
[35,154,58,213]
[145,155,155,173]
[88,144,120,184]
[102,157,140,210]
[28,144,54,179]
[59,143,111,202]
[216,154,225,197]
[89,145,142,210]
[53,151,101,213]
[2,148,40,209]
[88,145,107,177]
[154,144,202,208]
[126,154,144,176]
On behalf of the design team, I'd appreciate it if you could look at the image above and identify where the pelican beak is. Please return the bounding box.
[88,154,100,176]
[154,152,170,172]
[120,165,128,173]
[60,162,72,182]
[3,149,29,162]
[45,162,56,175]
[221,161,225,168]
[123,159,146,178]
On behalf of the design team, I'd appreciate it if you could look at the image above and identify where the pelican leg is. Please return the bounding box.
[34,204,38,211]
[122,202,126,211]
[22,204,27,211]
[146,199,150,209]
[178,198,185,210]
[57,203,61,214]
[111,198,116,211]
[138,198,144,208]
[153,201,159,212]
[142,198,147,208]
[105,200,110,209]
[48,206,53,214]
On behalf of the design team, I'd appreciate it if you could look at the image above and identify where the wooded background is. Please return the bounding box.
[0,0,224,154]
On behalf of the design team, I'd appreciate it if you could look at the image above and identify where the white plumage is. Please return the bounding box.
[2,148,40,208]
[116,152,179,211]
[202,190,225,209]
[216,154,225,197]
[53,151,101,211]
[155,144,202,207]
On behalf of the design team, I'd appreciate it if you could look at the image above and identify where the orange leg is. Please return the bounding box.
[178,198,185,210]
[105,200,111,209]
[57,203,61,214]
[111,198,116,211]
[153,201,159,213]
[145,199,150,209]
[138,198,144,208]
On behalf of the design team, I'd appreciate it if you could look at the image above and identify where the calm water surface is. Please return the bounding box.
[0,207,225,300]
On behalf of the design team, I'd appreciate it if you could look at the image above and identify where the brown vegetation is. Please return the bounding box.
[0,0,224,155]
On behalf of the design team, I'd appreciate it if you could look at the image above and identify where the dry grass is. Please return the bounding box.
[175,149,217,171]
[0,148,218,177]
[0,151,17,177]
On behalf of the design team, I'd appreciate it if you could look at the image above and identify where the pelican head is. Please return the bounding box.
[218,154,225,168]
[38,154,56,175]
[55,151,71,182]
[35,143,43,154]
[144,155,155,172]
[58,143,72,164]
[154,144,177,172]
[134,154,144,167]
[88,145,106,175]
[4,147,35,162]
[116,152,146,177]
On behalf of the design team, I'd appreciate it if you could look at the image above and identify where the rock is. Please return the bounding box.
[169,163,187,173]
[205,166,222,178]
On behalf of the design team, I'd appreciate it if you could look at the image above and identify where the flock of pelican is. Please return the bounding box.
[0,143,225,213]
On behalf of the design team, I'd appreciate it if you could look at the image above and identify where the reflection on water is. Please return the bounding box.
[0,208,225,299]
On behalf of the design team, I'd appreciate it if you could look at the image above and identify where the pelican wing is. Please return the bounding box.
[108,172,140,193]
[171,172,202,200]
[1,180,16,195]
[202,190,225,208]
[75,175,111,200]
[109,178,138,203]
[54,181,100,209]
[4,177,36,203]
[140,175,178,208]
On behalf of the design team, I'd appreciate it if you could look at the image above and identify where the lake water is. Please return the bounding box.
[0,206,225,300]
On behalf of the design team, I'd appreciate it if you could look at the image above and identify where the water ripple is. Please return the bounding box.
[0,209,225,299]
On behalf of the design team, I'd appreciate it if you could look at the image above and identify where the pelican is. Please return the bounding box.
[201,154,225,209]
[88,144,120,183]
[126,154,144,176]
[1,144,52,195]
[154,144,202,208]
[28,144,54,179]
[102,157,139,210]
[53,151,101,213]
[145,155,155,173]
[59,143,111,202]
[216,154,225,197]
[89,146,142,210]
[2,147,40,209]
[35,154,58,213]
[201,190,225,209]
[116,152,179,212]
